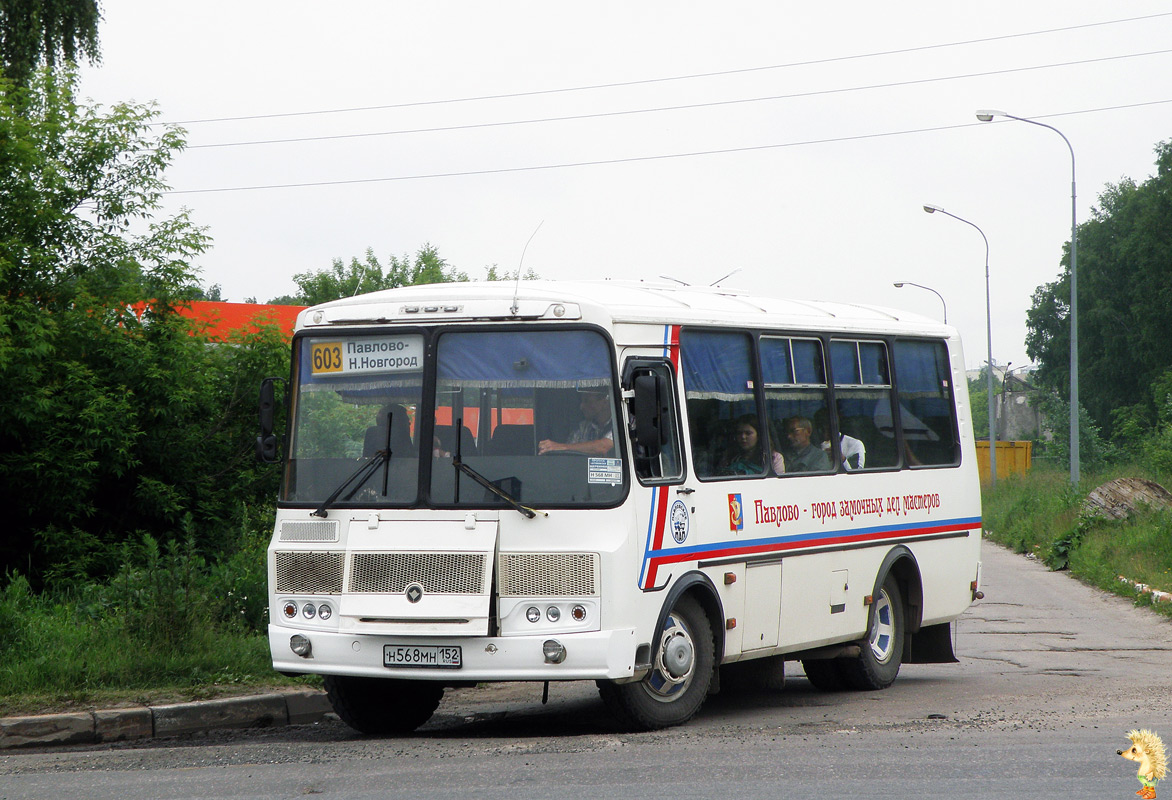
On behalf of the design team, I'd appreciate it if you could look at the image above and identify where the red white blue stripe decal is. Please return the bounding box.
[642,516,980,578]
[638,325,680,590]
[639,486,671,589]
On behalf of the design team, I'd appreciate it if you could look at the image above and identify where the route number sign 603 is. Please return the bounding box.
[311,342,343,374]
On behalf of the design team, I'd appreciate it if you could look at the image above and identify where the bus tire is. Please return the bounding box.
[324,675,444,734]
[597,595,714,730]
[839,574,904,690]
[800,658,845,691]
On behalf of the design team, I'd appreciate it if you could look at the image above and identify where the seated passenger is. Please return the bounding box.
[364,403,413,457]
[783,416,832,473]
[718,414,784,476]
[824,431,866,470]
[815,412,866,470]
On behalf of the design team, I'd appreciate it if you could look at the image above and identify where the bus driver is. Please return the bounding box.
[538,390,615,456]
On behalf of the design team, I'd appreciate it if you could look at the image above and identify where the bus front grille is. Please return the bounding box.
[274,551,345,594]
[349,552,486,594]
[278,520,339,543]
[497,553,598,597]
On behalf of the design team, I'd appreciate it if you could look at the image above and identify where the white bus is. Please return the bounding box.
[258,280,982,732]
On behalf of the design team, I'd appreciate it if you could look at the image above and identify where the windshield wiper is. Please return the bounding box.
[448,416,544,519]
[451,455,545,519]
[312,409,396,518]
[311,449,390,518]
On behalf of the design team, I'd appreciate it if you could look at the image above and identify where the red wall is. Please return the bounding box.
[176,301,303,340]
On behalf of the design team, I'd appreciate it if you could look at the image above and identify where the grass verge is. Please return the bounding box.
[982,464,1172,613]
[0,524,321,718]
[0,574,319,716]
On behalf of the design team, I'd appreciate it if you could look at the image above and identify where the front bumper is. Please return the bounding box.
[270,624,639,681]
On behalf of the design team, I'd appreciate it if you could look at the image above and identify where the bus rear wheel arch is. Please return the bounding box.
[803,552,920,692]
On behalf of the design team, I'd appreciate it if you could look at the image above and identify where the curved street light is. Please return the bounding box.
[975,109,1079,486]
[922,203,997,486]
[893,281,947,323]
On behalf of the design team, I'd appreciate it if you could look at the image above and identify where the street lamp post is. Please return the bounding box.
[922,203,997,486]
[975,109,1079,486]
[893,281,947,323]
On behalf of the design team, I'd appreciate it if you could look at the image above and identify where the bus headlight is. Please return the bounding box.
[546,606,561,622]
[526,606,541,623]
[290,634,313,658]
[317,603,333,620]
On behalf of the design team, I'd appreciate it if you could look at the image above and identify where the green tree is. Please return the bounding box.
[482,264,538,282]
[269,248,539,306]
[0,0,101,88]
[271,244,469,306]
[1029,391,1117,473]
[1025,140,1172,441]
[967,373,989,439]
[0,70,286,585]
[194,282,223,301]
[1,68,198,305]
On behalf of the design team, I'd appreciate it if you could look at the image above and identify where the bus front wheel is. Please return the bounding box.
[324,675,444,734]
[597,594,714,731]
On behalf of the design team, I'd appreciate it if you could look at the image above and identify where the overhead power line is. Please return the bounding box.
[166,11,1172,126]
[186,48,1172,150]
[164,99,1172,196]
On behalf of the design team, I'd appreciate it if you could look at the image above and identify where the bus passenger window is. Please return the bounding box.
[892,340,961,467]
[760,337,832,475]
[680,331,763,479]
[829,340,896,470]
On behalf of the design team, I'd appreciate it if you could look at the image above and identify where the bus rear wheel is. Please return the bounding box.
[324,675,444,734]
[839,575,904,690]
[597,594,714,731]
[800,658,845,691]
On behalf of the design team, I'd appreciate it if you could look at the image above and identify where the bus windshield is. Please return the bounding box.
[284,327,627,509]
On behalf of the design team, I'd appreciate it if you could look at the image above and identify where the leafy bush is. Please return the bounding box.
[0,518,296,713]
[209,502,274,633]
[0,572,33,649]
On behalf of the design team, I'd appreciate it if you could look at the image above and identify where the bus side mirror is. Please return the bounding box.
[257,377,283,463]
[632,373,666,454]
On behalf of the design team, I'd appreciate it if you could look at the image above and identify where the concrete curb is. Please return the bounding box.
[1118,574,1172,604]
[0,690,333,750]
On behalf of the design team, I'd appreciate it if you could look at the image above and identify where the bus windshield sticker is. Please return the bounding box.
[588,457,622,485]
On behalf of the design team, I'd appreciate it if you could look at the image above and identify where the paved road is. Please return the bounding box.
[4,542,1172,799]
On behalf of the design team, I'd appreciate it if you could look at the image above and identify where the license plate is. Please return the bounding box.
[384,644,462,669]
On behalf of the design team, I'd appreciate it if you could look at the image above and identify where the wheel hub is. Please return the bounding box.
[869,588,896,663]
[662,631,694,679]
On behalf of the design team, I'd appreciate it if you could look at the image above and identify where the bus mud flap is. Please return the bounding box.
[903,622,959,664]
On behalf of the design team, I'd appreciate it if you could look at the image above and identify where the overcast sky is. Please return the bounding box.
[76,1,1172,371]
